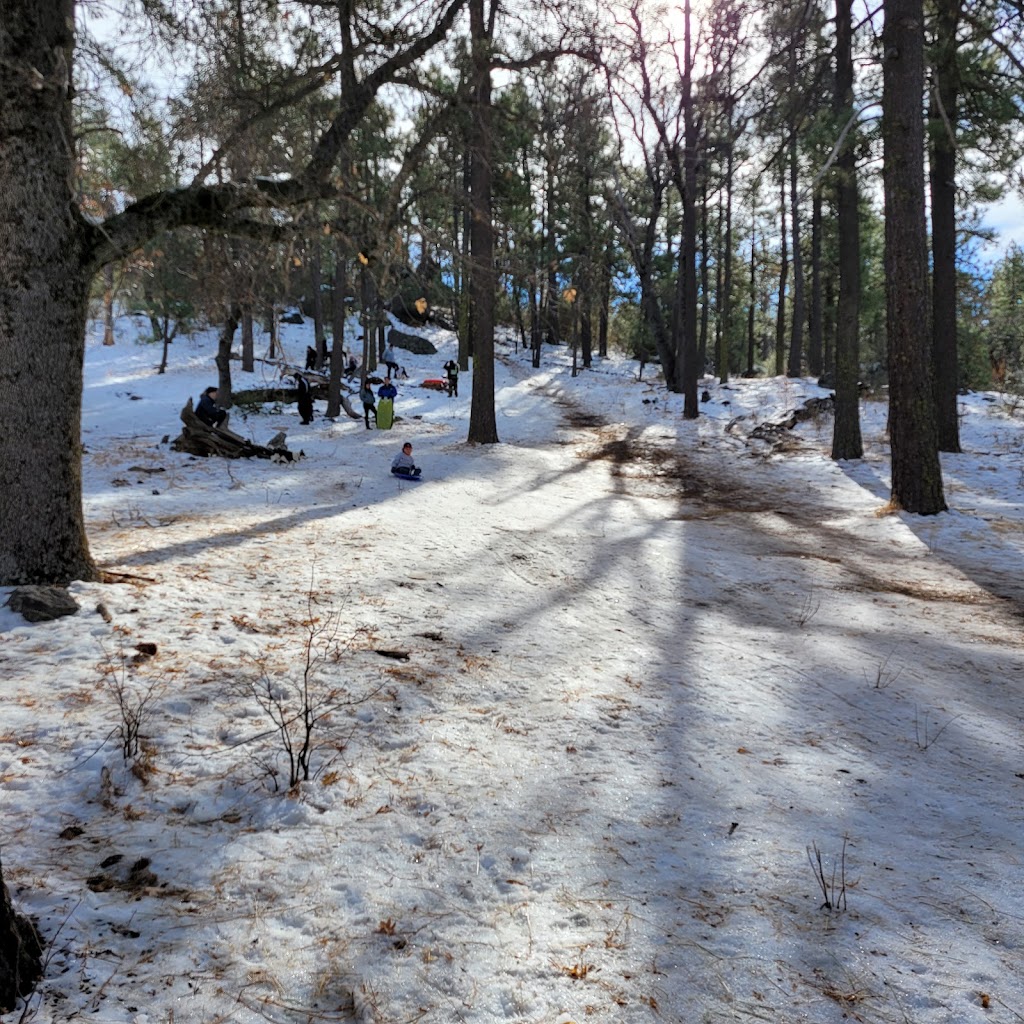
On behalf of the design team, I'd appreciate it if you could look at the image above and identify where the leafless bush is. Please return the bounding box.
[865,651,902,689]
[232,597,379,791]
[914,706,961,751]
[794,593,821,627]
[807,837,849,912]
[98,645,165,766]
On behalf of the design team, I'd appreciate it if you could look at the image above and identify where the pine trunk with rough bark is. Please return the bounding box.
[786,132,805,378]
[467,0,498,444]
[680,0,699,418]
[832,0,864,460]
[775,168,789,377]
[883,0,946,512]
[0,0,98,585]
[808,188,823,378]
[929,0,961,452]
[240,306,254,372]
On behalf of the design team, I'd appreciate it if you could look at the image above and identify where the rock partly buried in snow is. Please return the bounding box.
[387,328,437,355]
[6,585,81,622]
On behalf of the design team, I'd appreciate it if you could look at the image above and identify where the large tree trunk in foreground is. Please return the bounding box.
[0,854,43,1013]
[467,0,498,444]
[0,0,99,585]
[882,0,946,513]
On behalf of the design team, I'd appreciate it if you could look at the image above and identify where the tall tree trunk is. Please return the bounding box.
[823,273,836,376]
[529,266,542,367]
[467,0,498,443]
[580,185,593,370]
[309,241,327,368]
[240,305,254,372]
[681,0,700,418]
[459,145,472,364]
[543,172,560,347]
[102,261,116,345]
[746,225,757,376]
[326,242,348,418]
[216,307,240,406]
[832,0,864,460]
[786,131,805,377]
[599,237,612,358]
[929,0,962,452]
[266,304,278,360]
[699,180,710,372]
[775,166,789,376]
[883,0,946,512]
[719,146,734,384]
[0,0,98,584]
[808,188,823,377]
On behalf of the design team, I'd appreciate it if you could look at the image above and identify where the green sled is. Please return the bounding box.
[377,397,394,429]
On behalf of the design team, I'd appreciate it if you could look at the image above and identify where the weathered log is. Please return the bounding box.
[170,400,303,460]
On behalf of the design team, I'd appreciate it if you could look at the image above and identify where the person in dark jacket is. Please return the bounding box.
[377,378,398,402]
[359,382,377,429]
[443,359,459,397]
[294,373,314,424]
[196,386,227,428]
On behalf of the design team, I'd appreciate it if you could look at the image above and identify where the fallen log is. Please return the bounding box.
[170,400,304,461]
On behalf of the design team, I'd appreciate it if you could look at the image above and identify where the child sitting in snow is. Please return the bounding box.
[391,442,421,477]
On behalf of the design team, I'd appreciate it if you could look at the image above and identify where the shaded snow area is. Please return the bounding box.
[3,314,1024,1024]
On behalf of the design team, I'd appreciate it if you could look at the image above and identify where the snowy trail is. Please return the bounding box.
[5,328,1024,1024]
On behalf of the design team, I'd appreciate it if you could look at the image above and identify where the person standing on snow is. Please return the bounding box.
[382,344,400,379]
[443,359,459,397]
[359,381,376,429]
[294,373,314,424]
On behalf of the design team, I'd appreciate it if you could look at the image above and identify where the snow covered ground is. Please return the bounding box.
[2,314,1024,1024]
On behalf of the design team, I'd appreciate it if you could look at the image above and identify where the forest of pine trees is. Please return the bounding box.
[1,0,1023,583]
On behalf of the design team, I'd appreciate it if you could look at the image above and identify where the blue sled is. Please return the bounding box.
[391,470,424,481]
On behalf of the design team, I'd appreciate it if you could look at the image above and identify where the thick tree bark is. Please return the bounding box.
[832,0,864,461]
[216,307,240,406]
[746,225,757,376]
[240,305,254,372]
[929,0,962,452]
[808,188,823,378]
[775,167,789,377]
[102,262,116,345]
[680,0,700,418]
[0,854,42,1013]
[326,242,348,418]
[309,240,327,368]
[467,0,498,444]
[0,0,98,584]
[719,147,734,384]
[599,237,612,358]
[883,0,946,512]
[786,131,805,378]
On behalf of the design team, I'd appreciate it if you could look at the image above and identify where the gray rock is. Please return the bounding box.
[7,586,81,622]
[388,328,437,355]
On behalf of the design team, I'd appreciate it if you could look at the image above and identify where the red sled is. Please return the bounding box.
[421,378,449,391]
